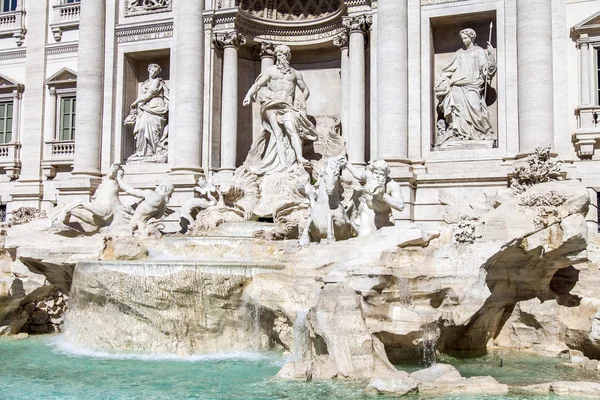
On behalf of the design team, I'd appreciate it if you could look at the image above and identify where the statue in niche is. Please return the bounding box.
[434,28,496,149]
[116,172,174,236]
[49,163,125,232]
[242,44,318,175]
[343,159,405,236]
[124,63,169,164]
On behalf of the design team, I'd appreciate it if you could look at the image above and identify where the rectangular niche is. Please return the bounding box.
[122,50,170,162]
[430,11,497,152]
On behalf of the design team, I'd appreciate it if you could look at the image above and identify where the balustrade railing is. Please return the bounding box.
[51,141,75,158]
[51,1,80,41]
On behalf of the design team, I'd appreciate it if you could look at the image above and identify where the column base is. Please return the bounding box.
[169,166,204,175]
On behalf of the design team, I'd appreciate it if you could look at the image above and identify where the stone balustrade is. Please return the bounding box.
[50,1,81,42]
[0,9,26,46]
[574,106,600,157]
[50,140,75,158]
[0,142,21,179]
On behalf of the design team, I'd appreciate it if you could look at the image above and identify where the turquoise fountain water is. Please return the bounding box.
[0,335,598,400]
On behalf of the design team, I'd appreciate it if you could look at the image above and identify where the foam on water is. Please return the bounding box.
[50,335,284,365]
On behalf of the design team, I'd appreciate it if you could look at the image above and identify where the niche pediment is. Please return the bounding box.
[0,74,23,94]
[46,68,77,89]
[573,10,600,37]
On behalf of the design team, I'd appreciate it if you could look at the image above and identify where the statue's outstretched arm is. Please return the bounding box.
[117,175,147,199]
[296,71,310,103]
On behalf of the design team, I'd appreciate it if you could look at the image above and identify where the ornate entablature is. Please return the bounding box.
[125,0,172,17]
[421,0,468,5]
[232,0,352,44]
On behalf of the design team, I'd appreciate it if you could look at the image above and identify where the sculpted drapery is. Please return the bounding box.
[434,28,496,147]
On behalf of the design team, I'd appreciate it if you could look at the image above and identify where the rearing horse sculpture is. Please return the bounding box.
[299,156,352,246]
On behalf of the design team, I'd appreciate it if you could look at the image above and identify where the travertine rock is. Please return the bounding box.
[520,381,600,397]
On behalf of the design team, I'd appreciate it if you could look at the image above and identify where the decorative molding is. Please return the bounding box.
[240,0,341,22]
[45,42,78,55]
[0,48,26,61]
[125,0,172,17]
[115,20,173,43]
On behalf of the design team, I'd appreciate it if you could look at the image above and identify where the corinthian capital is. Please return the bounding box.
[342,14,373,34]
[333,30,349,49]
[212,31,247,50]
[259,42,275,59]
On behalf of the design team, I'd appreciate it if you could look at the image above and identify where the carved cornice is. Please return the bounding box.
[46,43,78,56]
[0,48,26,61]
[115,20,173,43]
[342,14,372,34]
[212,31,247,50]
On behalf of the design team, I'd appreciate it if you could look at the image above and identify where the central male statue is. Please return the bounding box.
[243,44,317,175]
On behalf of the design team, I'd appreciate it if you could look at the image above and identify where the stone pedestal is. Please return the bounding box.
[344,15,371,166]
[170,0,204,174]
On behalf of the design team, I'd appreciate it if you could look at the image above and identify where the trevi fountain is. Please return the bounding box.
[2,0,600,399]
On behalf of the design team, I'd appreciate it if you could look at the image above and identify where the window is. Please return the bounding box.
[0,101,12,144]
[59,96,75,141]
[63,0,80,3]
[1,0,17,12]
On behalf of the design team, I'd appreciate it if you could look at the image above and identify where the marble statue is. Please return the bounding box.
[124,63,169,163]
[50,163,124,230]
[343,159,405,236]
[243,44,318,175]
[116,173,174,235]
[179,179,219,233]
[434,28,496,148]
[299,156,352,246]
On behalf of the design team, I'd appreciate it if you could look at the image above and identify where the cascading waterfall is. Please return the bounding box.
[419,318,438,367]
[293,310,310,361]
[62,258,284,355]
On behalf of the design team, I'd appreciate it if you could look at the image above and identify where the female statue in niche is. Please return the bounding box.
[434,28,496,149]
[124,63,169,163]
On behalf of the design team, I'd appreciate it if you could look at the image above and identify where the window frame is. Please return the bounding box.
[0,0,17,13]
[53,88,77,142]
[58,94,76,141]
[0,100,13,144]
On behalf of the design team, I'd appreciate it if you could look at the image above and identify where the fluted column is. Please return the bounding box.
[377,0,408,161]
[170,0,204,173]
[517,0,554,153]
[259,42,275,73]
[580,40,592,105]
[214,31,246,172]
[72,0,105,176]
[344,15,372,165]
[334,31,349,138]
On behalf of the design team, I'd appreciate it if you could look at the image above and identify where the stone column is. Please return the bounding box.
[344,15,372,166]
[213,31,246,172]
[580,40,592,105]
[517,0,554,153]
[377,0,408,162]
[71,0,105,177]
[333,31,349,137]
[170,0,204,173]
[259,42,275,72]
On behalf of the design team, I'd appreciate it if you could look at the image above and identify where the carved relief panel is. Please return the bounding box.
[125,0,172,17]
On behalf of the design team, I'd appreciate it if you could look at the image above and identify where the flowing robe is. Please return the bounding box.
[133,78,169,157]
[435,45,496,142]
[245,79,317,175]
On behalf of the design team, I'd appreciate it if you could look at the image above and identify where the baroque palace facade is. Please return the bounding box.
[0,0,599,229]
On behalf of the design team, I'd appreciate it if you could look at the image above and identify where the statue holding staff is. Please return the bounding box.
[434,27,496,148]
